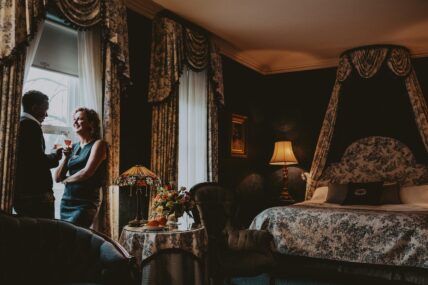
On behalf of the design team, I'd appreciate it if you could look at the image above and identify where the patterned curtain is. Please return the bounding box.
[0,54,26,212]
[0,0,46,212]
[387,47,428,152]
[148,13,224,185]
[0,0,129,238]
[207,84,219,182]
[97,0,129,238]
[151,92,179,184]
[305,56,352,199]
[306,45,428,199]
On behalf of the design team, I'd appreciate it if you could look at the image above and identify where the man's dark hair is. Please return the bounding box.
[22,90,49,112]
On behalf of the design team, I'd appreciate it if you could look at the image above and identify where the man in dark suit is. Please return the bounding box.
[13,90,62,218]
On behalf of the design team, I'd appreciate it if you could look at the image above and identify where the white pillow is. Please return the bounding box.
[400,184,428,204]
[310,186,328,203]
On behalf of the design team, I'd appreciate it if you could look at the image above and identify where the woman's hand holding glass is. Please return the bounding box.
[62,140,73,158]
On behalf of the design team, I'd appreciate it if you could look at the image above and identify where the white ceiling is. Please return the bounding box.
[128,0,428,74]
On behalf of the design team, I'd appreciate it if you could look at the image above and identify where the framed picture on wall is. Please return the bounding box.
[231,114,247,158]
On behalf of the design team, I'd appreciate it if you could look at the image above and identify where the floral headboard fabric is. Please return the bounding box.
[318,136,428,186]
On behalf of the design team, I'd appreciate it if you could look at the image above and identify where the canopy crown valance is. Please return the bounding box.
[337,45,412,82]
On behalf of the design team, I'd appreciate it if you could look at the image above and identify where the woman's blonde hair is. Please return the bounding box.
[74,107,101,140]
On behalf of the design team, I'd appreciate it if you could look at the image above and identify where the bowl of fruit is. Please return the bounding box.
[144,216,167,231]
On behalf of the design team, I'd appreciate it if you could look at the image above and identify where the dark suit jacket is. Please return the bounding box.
[15,118,59,199]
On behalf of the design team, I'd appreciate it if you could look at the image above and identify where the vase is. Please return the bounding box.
[166,213,178,230]
[167,213,177,223]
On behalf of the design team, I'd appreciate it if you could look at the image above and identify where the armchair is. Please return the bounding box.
[0,211,138,285]
[190,182,275,284]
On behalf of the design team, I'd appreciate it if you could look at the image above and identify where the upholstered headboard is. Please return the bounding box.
[318,136,428,186]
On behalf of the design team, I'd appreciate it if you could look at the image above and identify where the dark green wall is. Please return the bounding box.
[219,56,428,216]
[119,10,152,229]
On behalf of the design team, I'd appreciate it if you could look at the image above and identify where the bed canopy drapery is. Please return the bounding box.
[306,45,428,200]
[0,0,129,236]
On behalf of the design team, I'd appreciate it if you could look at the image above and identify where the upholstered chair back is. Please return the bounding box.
[190,182,275,283]
[190,182,234,242]
[0,211,137,285]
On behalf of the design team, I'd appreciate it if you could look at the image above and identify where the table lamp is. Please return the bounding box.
[114,165,161,227]
[270,141,298,202]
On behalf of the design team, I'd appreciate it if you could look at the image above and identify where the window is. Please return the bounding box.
[23,19,79,218]
[22,18,102,219]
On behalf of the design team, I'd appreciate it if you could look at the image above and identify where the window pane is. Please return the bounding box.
[24,67,74,127]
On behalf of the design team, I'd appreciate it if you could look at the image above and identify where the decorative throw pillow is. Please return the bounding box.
[380,182,401,204]
[401,184,428,204]
[311,186,329,203]
[342,182,383,205]
[326,183,348,204]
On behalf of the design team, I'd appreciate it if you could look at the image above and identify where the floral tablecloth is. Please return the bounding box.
[119,225,208,266]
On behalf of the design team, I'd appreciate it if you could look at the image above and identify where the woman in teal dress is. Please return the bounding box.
[55,107,107,228]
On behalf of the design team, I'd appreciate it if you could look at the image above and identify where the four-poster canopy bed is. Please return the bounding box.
[250,45,428,284]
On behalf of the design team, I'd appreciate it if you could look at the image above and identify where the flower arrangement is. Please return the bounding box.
[151,185,194,219]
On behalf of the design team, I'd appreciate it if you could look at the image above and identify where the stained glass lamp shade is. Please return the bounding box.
[114,165,161,226]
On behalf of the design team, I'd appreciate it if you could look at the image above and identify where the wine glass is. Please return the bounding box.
[64,138,72,148]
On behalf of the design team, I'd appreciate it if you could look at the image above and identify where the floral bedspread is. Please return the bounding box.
[249,204,428,268]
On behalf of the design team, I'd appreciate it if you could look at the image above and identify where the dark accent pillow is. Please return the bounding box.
[326,183,348,204]
[380,182,402,204]
[342,182,383,205]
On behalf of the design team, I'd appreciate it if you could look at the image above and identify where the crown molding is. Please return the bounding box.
[262,58,339,75]
[411,48,428,59]
[212,36,267,74]
[125,0,163,19]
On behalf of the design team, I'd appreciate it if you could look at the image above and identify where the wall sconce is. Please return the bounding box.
[270,141,298,202]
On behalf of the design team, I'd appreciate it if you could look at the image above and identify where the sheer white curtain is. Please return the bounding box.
[77,27,103,125]
[24,21,45,81]
[77,27,104,229]
[178,67,208,229]
[65,77,80,142]
[178,67,208,189]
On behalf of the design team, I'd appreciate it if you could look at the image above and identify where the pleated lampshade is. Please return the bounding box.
[270,141,298,165]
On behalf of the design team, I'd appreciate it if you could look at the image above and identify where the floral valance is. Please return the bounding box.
[148,14,224,105]
[56,0,101,28]
[336,45,412,80]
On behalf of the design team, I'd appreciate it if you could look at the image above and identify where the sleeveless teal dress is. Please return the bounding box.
[60,141,106,228]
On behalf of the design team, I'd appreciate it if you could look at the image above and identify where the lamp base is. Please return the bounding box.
[280,166,295,204]
[279,192,295,206]
[280,190,293,201]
